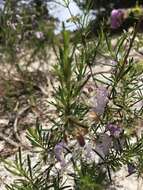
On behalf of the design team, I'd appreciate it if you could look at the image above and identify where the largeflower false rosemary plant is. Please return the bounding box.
[1,1,143,190]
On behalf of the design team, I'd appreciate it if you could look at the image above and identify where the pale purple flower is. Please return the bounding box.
[35,31,44,39]
[127,163,136,176]
[54,141,66,167]
[107,124,123,138]
[111,9,124,29]
[111,60,117,65]
[93,86,109,115]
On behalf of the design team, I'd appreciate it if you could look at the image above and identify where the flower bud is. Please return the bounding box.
[111,9,124,29]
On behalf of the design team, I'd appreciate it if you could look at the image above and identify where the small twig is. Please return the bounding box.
[123,22,139,65]
[0,132,19,147]
[88,63,98,87]
[13,105,30,143]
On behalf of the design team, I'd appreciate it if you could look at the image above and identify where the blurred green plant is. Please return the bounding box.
[0,0,55,65]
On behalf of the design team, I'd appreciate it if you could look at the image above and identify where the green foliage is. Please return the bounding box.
[74,161,106,190]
